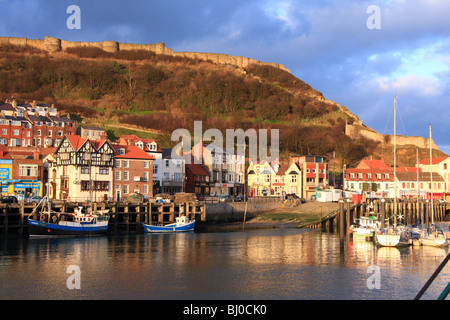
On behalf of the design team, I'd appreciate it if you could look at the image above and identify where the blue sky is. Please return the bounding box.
[1,0,450,154]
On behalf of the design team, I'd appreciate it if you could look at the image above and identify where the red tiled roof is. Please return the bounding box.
[112,144,155,160]
[66,135,88,151]
[419,157,448,165]
[356,159,389,169]
[186,164,209,176]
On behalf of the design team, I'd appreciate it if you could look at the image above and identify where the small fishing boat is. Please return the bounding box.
[142,216,195,233]
[349,213,381,241]
[28,200,110,237]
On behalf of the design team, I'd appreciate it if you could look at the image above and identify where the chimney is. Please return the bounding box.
[34,152,39,160]
[100,131,108,141]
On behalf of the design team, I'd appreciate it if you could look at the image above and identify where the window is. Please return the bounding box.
[94,181,109,191]
[19,165,38,177]
[384,174,389,180]
[123,185,128,194]
[1,129,6,135]
[174,173,181,181]
[143,161,148,169]
[165,160,170,167]
[115,171,121,180]
[143,171,148,182]
[38,130,41,136]
[164,172,170,181]
[123,160,129,168]
[290,175,297,183]
[153,164,158,174]
[143,185,148,194]
[81,167,90,174]
[81,181,91,191]
[48,130,52,137]
[115,160,121,168]
[99,168,109,175]
[123,171,129,181]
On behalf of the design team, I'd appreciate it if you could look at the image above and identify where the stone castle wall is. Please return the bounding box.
[0,36,290,73]
[345,122,438,150]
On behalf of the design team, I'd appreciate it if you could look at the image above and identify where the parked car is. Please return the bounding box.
[27,196,42,204]
[1,196,18,203]
[234,195,245,202]
[196,194,205,201]
[218,194,232,203]
[285,193,299,199]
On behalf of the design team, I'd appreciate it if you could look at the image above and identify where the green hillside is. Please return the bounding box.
[0,43,420,169]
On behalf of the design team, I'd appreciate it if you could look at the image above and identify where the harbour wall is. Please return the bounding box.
[0,36,290,73]
[206,201,281,223]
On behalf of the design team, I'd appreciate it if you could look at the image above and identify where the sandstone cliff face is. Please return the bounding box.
[345,122,438,150]
[0,36,290,73]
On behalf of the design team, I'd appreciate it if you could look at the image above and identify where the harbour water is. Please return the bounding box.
[0,226,449,300]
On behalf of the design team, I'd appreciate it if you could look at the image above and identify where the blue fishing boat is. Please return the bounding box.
[28,204,110,237]
[142,216,195,233]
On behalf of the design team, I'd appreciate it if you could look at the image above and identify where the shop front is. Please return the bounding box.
[13,181,42,201]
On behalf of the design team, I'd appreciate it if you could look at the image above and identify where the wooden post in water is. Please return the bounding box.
[346,199,351,229]
[339,199,345,246]
[381,199,386,228]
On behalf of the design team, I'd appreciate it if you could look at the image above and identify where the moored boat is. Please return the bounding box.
[142,215,195,233]
[28,203,110,237]
[349,213,381,241]
[376,227,412,247]
[414,224,449,247]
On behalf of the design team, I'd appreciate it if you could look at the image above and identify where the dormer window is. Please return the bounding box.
[118,148,125,155]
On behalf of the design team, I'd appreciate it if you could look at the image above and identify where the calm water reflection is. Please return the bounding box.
[0,227,449,300]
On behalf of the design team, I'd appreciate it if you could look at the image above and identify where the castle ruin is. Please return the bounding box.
[0,36,290,73]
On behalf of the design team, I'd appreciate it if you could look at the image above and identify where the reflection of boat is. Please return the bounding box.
[349,213,381,241]
[28,201,110,237]
[142,216,195,233]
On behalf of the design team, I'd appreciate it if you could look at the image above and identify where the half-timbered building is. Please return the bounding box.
[49,135,115,201]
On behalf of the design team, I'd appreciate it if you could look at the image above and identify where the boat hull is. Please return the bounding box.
[142,221,195,233]
[376,234,411,247]
[28,219,108,237]
[420,237,449,247]
[352,228,376,241]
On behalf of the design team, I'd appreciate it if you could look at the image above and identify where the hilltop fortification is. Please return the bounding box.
[0,36,290,73]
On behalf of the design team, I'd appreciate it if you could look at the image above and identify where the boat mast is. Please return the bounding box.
[417,147,421,224]
[429,123,434,224]
[393,96,397,228]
